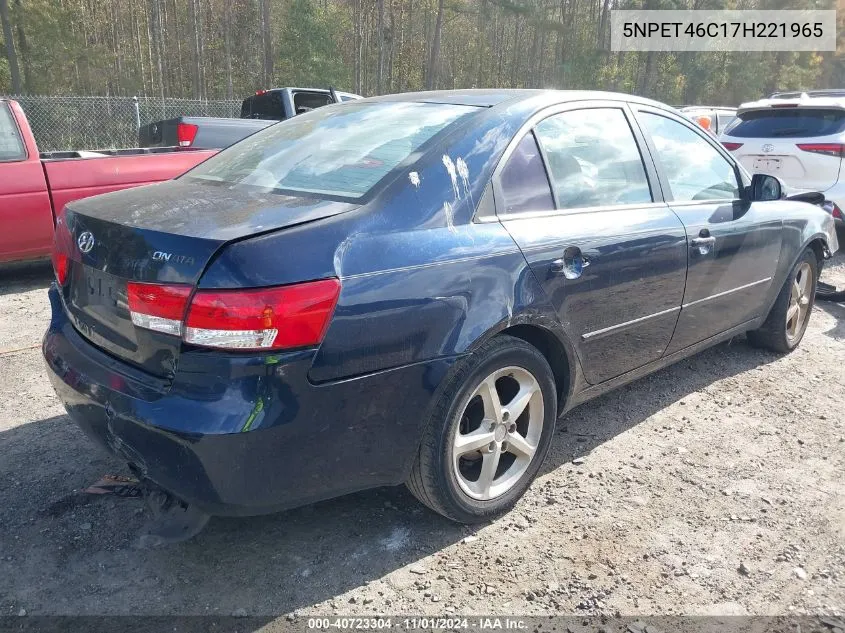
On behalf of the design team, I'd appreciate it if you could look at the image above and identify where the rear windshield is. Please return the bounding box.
[726,108,845,138]
[240,92,284,120]
[186,101,477,199]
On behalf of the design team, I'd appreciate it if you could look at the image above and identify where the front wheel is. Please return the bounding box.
[747,248,818,353]
[406,335,557,524]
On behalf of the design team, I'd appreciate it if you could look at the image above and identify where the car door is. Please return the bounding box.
[0,102,53,262]
[496,103,688,385]
[633,107,783,354]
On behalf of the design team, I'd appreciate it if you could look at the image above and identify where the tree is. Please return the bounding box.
[0,0,20,93]
[426,0,445,90]
[0,0,839,110]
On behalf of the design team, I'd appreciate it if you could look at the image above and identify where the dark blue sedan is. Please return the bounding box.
[44,90,838,538]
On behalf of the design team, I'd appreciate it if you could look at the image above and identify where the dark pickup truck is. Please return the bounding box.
[139,87,361,150]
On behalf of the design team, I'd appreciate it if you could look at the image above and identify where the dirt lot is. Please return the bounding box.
[0,252,843,619]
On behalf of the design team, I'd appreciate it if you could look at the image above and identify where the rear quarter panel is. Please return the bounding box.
[761,200,838,314]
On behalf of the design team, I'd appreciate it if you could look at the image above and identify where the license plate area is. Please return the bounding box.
[72,266,125,311]
[752,157,782,172]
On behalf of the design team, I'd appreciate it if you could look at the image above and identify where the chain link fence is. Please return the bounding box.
[1,95,242,152]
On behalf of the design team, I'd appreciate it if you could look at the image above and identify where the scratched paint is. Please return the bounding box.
[408,171,421,189]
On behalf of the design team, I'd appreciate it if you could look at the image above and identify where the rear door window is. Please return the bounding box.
[534,108,652,210]
[0,103,26,161]
[498,132,555,215]
[726,109,845,138]
[639,112,740,202]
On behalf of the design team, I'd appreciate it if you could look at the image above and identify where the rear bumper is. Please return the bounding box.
[43,285,457,516]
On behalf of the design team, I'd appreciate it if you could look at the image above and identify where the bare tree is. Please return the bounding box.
[223,0,233,99]
[260,0,273,86]
[376,0,384,94]
[0,0,21,93]
[354,0,363,94]
[426,0,445,90]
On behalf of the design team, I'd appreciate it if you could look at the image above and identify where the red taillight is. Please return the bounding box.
[185,279,341,350]
[52,252,68,285]
[255,89,267,95]
[127,282,192,336]
[722,142,743,151]
[796,143,845,158]
[126,279,341,351]
[176,123,199,148]
[51,208,71,285]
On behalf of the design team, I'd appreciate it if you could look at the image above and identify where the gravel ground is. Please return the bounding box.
[0,251,843,619]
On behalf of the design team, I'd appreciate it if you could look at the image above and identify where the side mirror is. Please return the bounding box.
[749,173,785,201]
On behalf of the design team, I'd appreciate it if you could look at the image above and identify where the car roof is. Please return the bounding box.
[254,88,363,99]
[362,89,672,110]
[738,94,845,114]
[770,89,845,99]
[678,105,736,113]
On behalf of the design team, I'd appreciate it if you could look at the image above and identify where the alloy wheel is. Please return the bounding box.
[786,261,813,343]
[452,366,544,501]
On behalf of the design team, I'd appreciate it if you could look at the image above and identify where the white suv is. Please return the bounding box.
[720,91,845,227]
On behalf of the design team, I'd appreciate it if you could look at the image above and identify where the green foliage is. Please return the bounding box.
[0,57,9,92]
[0,0,841,106]
[276,0,351,88]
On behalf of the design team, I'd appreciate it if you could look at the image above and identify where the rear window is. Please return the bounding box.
[726,108,845,138]
[186,101,477,199]
[240,92,284,120]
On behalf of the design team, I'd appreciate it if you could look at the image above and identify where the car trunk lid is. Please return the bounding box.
[58,179,356,377]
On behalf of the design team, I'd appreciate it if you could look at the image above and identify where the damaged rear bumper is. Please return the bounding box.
[43,285,456,516]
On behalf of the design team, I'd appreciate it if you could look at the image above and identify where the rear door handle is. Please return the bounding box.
[551,247,591,279]
[690,236,716,255]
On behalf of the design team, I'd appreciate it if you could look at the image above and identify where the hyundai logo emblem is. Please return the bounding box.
[77,231,95,254]
[761,144,775,153]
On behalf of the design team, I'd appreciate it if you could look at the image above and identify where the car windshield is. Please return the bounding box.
[726,108,845,138]
[186,101,477,199]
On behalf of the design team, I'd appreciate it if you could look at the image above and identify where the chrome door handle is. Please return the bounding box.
[690,236,716,255]
[551,248,591,279]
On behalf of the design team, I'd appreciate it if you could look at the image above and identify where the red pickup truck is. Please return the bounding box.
[0,99,216,264]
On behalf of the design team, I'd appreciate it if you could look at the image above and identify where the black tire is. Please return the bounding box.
[406,335,557,524]
[747,248,818,353]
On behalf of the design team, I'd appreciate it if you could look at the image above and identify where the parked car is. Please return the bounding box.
[720,92,845,228]
[138,87,362,150]
[43,90,838,540]
[678,105,737,136]
[0,99,216,264]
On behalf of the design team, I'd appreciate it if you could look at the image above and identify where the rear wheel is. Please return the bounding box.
[747,248,818,353]
[406,335,557,523]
